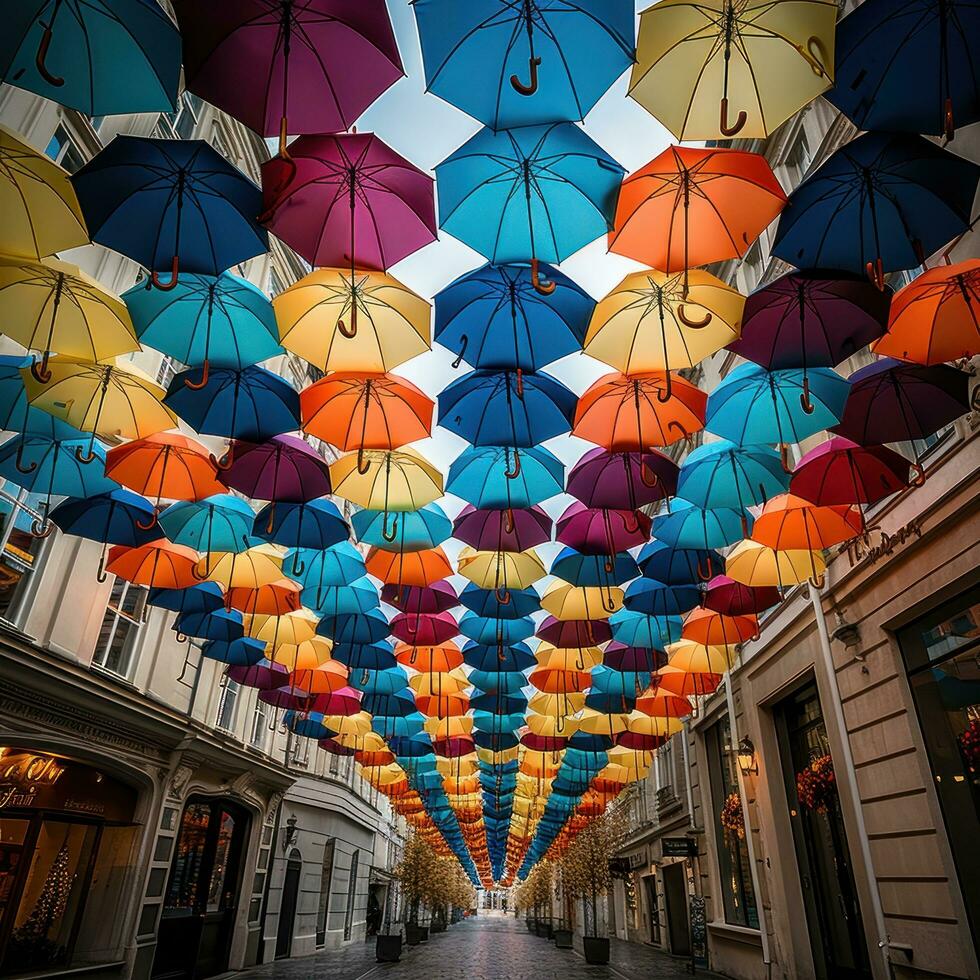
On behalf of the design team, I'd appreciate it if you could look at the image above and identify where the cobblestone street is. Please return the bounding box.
[232,912,703,980]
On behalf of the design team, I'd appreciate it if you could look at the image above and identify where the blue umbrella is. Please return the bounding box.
[826,0,980,139]
[772,132,980,284]
[159,494,256,553]
[201,636,266,666]
[676,440,790,516]
[375,714,426,738]
[585,689,638,714]
[653,500,749,550]
[316,609,390,645]
[72,136,268,286]
[148,581,224,616]
[459,584,539,620]
[458,612,535,645]
[330,641,397,672]
[284,712,336,741]
[590,666,651,695]
[438,368,577,447]
[434,262,595,371]
[705,363,849,447]
[472,704,526,726]
[176,608,244,643]
[49,489,159,547]
[436,124,624,290]
[0,356,86,440]
[2,1,181,115]
[286,542,365,591]
[623,579,700,617]
[352,503,452,552]
[164,366,300,442]
[463,640,536,672]
[413,1,634,131]
[635,540,722,585]
[551,547,639,587]
[123,272,281,380]
[363,690,418,718]
[303,577,380,618]
[447,444,564,508]
[468,669,528,695]
[350,667,410,696]
[254,499,348,554]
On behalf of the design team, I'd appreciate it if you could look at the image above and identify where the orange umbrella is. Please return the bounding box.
[291,660,348,694]
[634,690,693,719]
[106,541,199,589]
[609,145,786,295]
[653,665,723,698]
[573,371,706,450]
[105,432,224,506]
[301,371,433,459]
[365,546,453,587]
[528,666,591,695]
[752,493,863,551]
[682,607,759,646]
[395,643,464,672]
[225,578,302,615]
[416,693,470,717]
[871,259,980,366]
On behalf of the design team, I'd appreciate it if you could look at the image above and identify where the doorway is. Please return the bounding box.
[275,851,302,959]
[775,680,871,980]
[153,797,250,980]
[643,875,661,944]
[662,862,690,955]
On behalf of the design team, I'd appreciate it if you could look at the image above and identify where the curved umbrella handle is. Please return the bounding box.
[656,369,674,404]
[504,448,521,480]
[677,305,712,330]
[622,510,640,534]
[719,97,747,137]
[639,461,659,489]
[406,615,418,636]
[865,257,885,291]
[30,352,52,384]
[601,590,616,613]
[31,518,53,539]
[191,562,208,582]
[910,462,926,487]
[809,571,826,589]
[35,23,64,87]
[209,444,235,471]
[799,375,814,415]
[382,513,399,542]
[74,444,98,465]
[494,587,511,606]
[266,501,277,535]
[338,300,358,339]
[135,510,158,531]
[291,553,305,577]
[15,438,37,475]
[780,443,793,473]
[666,419,690,446]
[184,360,210,390]
[151,256,180,291]
[451,335,467,370]
[504,508,515,535]
[530,258,555,296]
[96,548,109,584]
[175,631,188,645]
[696,554,713,582]
[795,35,828,77]
[510,55,541,96]
[498,642,507,663]
[357,448,371,475]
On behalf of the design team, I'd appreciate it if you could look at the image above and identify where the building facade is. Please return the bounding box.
[0,85,406,980]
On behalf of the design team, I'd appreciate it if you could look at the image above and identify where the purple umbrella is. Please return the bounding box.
[536,616,611,647]
[832,359,974,446]
[382,579,458,615]
[174,1,402,156]
[258,686,313,711]
[226,659,289,689]
[701,575,782,617]
[219,435,332,503]
[567,448,678,511]
[452,504,552,552]
[603,642,667,672]
[556,501,651,556]
[727,270,892,412]
[318,737,357,756]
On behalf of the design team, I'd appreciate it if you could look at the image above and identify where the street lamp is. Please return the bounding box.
[736,736,758,776]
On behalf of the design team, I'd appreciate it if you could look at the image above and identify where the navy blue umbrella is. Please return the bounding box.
[330,641,397,672]
[48,489,160,547]
[316,609,390,645]
[254,499,348,552]
[462,640,536,672]
[201,636,266,666]
[624,578,700,617]
[772,132,980,286]
[72,136,268,288]
[176,609,244,643]
[438,368,577,447]
[636,540,722,585]
[459,583,539,619]
[148,582,224,615]
[551,547,640,587]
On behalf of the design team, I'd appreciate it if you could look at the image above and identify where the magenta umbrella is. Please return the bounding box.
[173,1,402,156]
[225,660,289,689]
[701,575,782,617]
[603,643,667,672]
[567,448,678,511]
[310,687,362,716]
[318,737,357,756]
[219,435,332,503]
[433,736,475,758]
[390,611,458,645]
[452,504,552,552]
[258,686,313,710]
[556,501,651,556]
[791,436,914,505]
[260,132,437,276]
[382,580,458,615]
[536,616,611,647]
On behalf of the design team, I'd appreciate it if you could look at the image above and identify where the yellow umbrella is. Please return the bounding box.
[0,257,138,379]
[200,547,283,590]
[329,448,443,514]
[606,745,655,769]
[456,547,546,590]
[22,358,176,459]
[666,639,737,674]
[630,0,837,140]
[335,730,387,751]
[0,124,88,260]
[436,757,478,777]
[477,746,520,766]
[535,644,604,670]
[324,712,373,738]
[424,716,473,739]
[540,581,623,620]
[598,763,646,784]
[269,636,333,668]
[525,712,579,739]
[273,267,430,372]
[577,708,630,735]
[725,538,826,588]
[584,268,743,375]
[360,764,406,787]
[626,712,684,738]
[246,609,319,645]
[409,669,470,697]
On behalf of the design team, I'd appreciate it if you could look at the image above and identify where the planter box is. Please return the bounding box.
[553,928,573,949]
[405,923,424,946]
[418,926,430,943]
[376,934,402,962]
[525,918,535,933]
[430,920,446,933]
[583,937,610,965]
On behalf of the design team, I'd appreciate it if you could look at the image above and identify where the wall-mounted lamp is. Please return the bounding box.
[831,608,862,652]
[736,736,758,776]
[282,814,298,851]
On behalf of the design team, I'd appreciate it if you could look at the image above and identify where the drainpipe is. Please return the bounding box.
[680,721,696,830]
[808,585,892,979]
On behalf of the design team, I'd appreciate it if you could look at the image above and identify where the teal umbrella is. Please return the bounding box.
[286,541,365,591]
[352,503,452,552]
[159,494,257,553]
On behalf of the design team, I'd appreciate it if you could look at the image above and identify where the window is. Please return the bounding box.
[344,849,359,940]
[155,355,181,390]
[328,751,340,776]
[215,679,240,733]
[316,839,335,946]
[44,125,86,173]
[249,696,269,751]
[785,125,812,179]
[706,717,759,928]
[0,484,48,625]
[291,735,310,768]
[93,578,148,678]
[170,93,202,140]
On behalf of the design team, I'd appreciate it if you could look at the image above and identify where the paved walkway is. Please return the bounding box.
[233,913,705,980]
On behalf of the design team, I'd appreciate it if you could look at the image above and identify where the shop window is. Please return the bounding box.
[706,717,759,928]
[44,125,86,173]
[0,484,48,627]
[343,850,359,940]
[315,839,335,946]
[249,697,269,752]
[167,93,202,141]
[93,578,148,678]
[898,585,980,950]
[215,680,240,734]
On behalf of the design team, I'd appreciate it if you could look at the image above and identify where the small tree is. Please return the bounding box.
[394,833,438,926]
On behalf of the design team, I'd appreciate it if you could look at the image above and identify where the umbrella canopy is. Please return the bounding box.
[273,267,430,373]
[456,548,547,591]
[72,136,268,286]
[0,124,88,259]
[537,616,612,647]
[202,547,283,591]
[459,584,539,620]
[653,499,748,550]
[366,546,454,588]
[434,262,594,372]
[676,440,790,513]
[462,612,535,646]
[551,549,639,587]
[396,642,464,673]
[608,609,683,648]
[540,581,622,620]
[2,0,180,115]
[353,504,451,552]
[772,132,980,285]
[160,495,257,553]
[384,580,458,615]
[666,639,736,674]
[701,575,782,617]
[226,578,302,616]
[0,434,117,503]
[49,489,159,548]
[391,612,458,647]
[288,542,366,590]
[567,447,678,511]
[790,437,913,506]
[105,433,224,502]
[176,609,244,644]
[255,499,349,551]
[555,502,651,555]
[148,581,224,615]
[752,493,864,551]
[317,609,390,646]
[413,0,634,130]
[106,540,199,589]
[623,578,700,617]
[219,435,332,503]
[683,607,758,646]
[463,641,536,673]
[725,539,825,588]
[330,448,443,513]
[630,0,836,140]
[447,445,564,509]
[453,505,552,552]
[305,577,380,618]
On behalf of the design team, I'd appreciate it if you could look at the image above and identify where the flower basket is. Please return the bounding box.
[796,754,837,813]
[958,718,980,771]
[720,791,744,841]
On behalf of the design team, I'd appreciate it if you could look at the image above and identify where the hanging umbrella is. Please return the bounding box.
[202,546,283,591]
[752,493,864,551]
[273,267,431,373]
[567,447,677,512]
[603,643,666,673]
[434,262,594,372]
[0,123,88,259]
[871,260,980,366]
[106,540,199,589]
[391,612,458,647]
[683,607,758,646]
[123,271,281,381]
[72,136,268,288]
[438,369,577,447]
[456,547,547,592]
[396,642,464,673]
[666,639,736,674]
[453,505,551,552]
[1,0,180,115]
[352,504,451,552]
[205,637,267,668]
[537,615,612,647]
[653,499,748,550]
[462,612,534,645]
[725,539,826,588]
[705,362,848,450]
[148,581,224,615]
[772,132,980,287]
[585,269,743,376]
[226,659,290,691]
[366,546,454,589]
[459,584,539,620]
[701,575,782,617]
[573,371,706,450]
[316,609,389,646]
[160,495,256,555]
[307,577,381,619]
[173,0,402,155]
[555,502,651,556]
[826,0,980,139]
[608,609,683,649]
[609,145,786,294]
[105,433,224,505]
[255,499,349,552]
[384,580,458,615]
[331,642,397,673]
[286,542,365,591]
[540,581,622,620]
[301,372,432,459]
[624,579,699,617]
[463,640,535,673]
[832,359,973,446]
[436,123,624,293]
[330,449,443,527]
[176,608,245,644]
[790,437,913,506]
[551,548,639,588]
[219,434,332,503]
[728,269,891,411]
[447,445,564,509]
[413,0,634,130]
[630,0,836,140]
[226,578,302,616]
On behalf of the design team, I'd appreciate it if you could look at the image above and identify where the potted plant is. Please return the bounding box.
[552,870,574,949]
[394,833,434,946]
[375,881,403,962]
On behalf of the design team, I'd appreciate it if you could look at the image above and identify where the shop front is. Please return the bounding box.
[0,747,139,977]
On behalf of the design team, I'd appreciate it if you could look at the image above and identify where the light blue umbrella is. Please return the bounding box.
[653,500,751,550]
[447,444,564,508]
[286,542,365,591]
[458,612,535,645]
[349,667,410,696]
[160,494,256,553]
[352,503,452,552]
[677,440,790,514]
[304,576,380,617]
[623,579,699,617]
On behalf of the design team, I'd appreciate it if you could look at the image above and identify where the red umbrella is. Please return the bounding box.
[537,616,612,647]
[791,436,915,505]
[390,611,458,646]
[701,575,782,617]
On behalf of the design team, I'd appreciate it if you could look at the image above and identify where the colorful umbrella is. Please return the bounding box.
[447,445,564,509]
[316,609,389,645]
[567,447,678,512]
[636,541,723,585]
[462,612,534,645]
[752,492,863,551]
[202,547,283,591]
[624,579,699,617]
[352,504,451,552]
[456,547,547,592]
[72,136,268,288]
[666,639,736,674]
[160,495,257,554]
[608,609,682,649]
[219,435,332,503]
[790,437,913,506]
[551,548,639,588]
[305,577,381,618]
[330,449,443,523]
[384,580,458,615]
[287,542,365,591]
[105,433,224,505]
[453,505,552,553]
[106,540,199,589]
[255,499,349,552]
[226,578,302,616]
[148,581,224,615]
[537,616,612,647]
[653,499,749,551]
[676,440,790,517]
[683,607,758,646]
[555,502,651,556]
[366,546,454,589]
[459,584,539,620]
[540,581,622,620]
[701,575,782,617]
[176,608,244,644]
[391,612,458,647]
[725,539,825,588]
